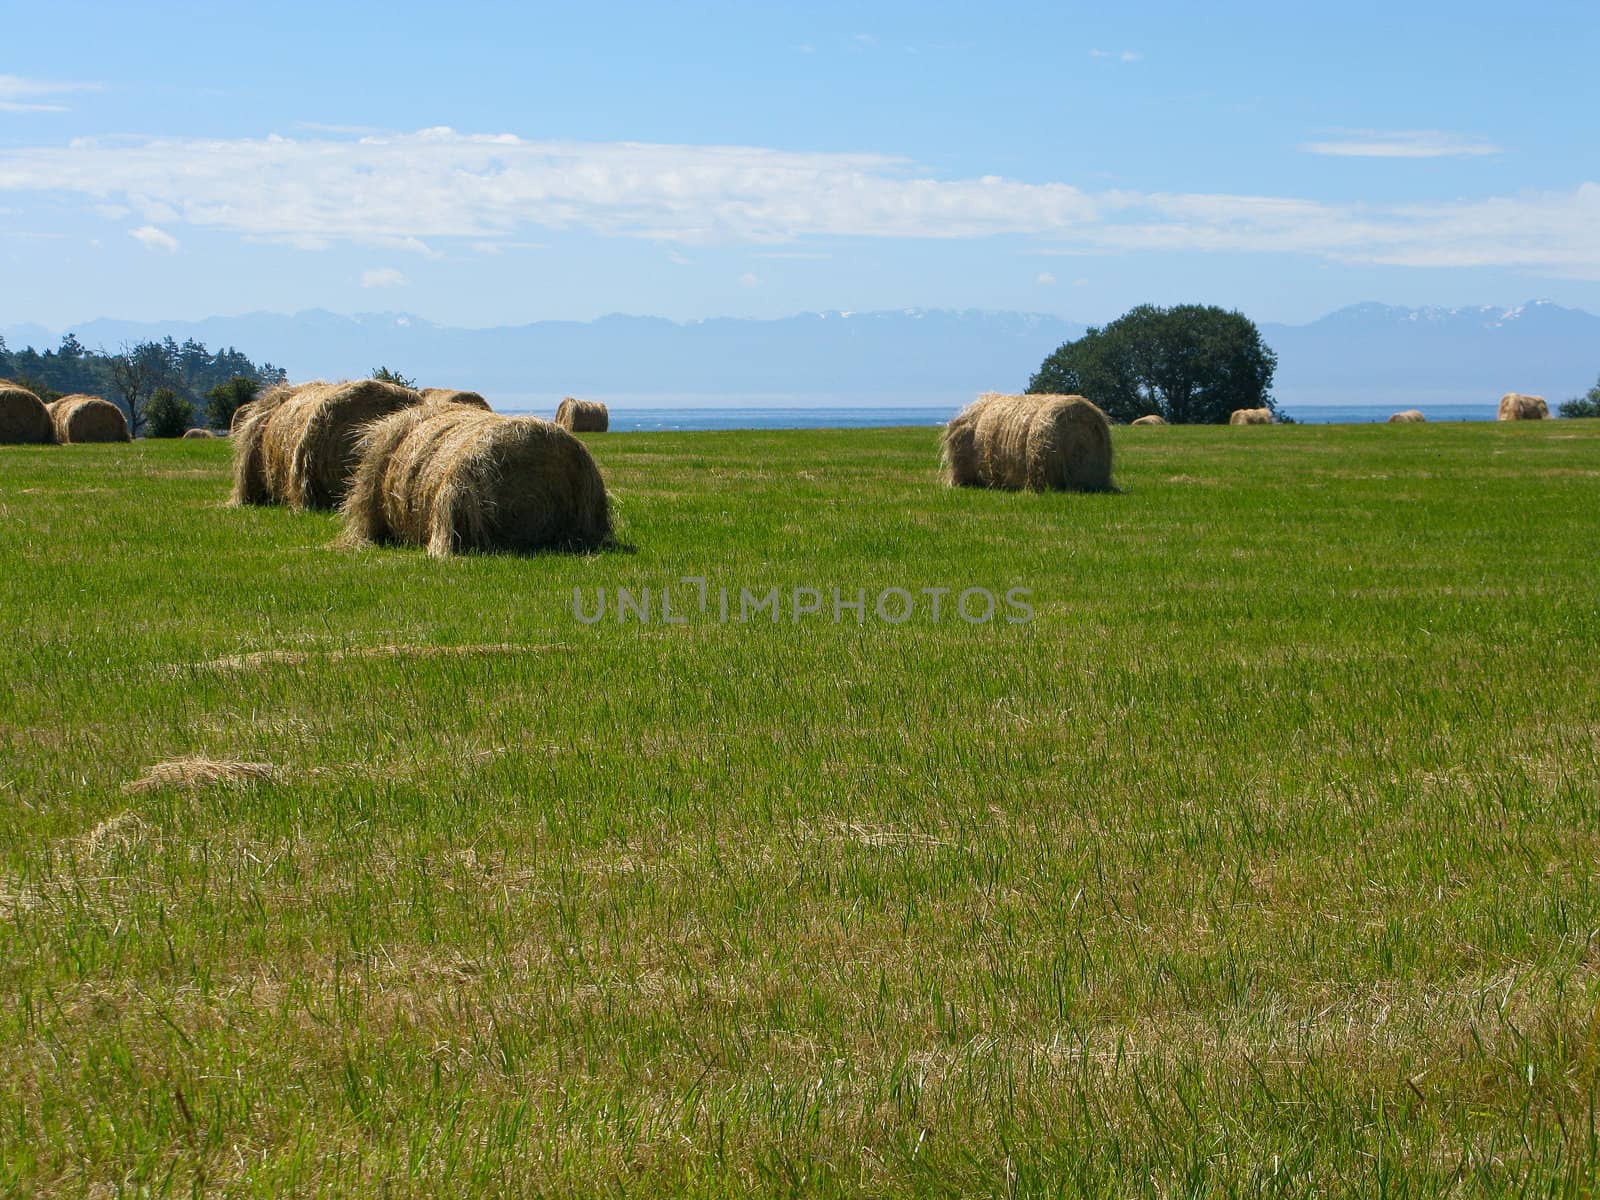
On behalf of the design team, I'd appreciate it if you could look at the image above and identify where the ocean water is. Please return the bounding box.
[559,403,1507,432]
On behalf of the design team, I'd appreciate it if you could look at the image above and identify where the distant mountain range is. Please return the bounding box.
[1265,301,1598,410]
[5,301,1597,413]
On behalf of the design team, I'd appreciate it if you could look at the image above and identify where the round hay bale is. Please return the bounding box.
[1497,393,1548,421]
[1131,414,1167,426]
[182,427,217,439]
[0,382,55,445]
[1388,410,1426,424]
[939,393,999,487]
[554,397,609,432]
[49,394,132,443]
[341,404,611,557]
[943,392,1111,492]
[230,382,316,506]
[1229,407,1274,425]
[237,379,421,509]
[420,388,493,411]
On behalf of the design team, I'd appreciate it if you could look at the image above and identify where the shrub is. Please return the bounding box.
[1558,377,1600,418]
[144,388,194,439]
[206,376,259,431]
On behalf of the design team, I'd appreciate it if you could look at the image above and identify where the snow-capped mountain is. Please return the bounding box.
[1262,300,1599,408]
[5,301,1596,412]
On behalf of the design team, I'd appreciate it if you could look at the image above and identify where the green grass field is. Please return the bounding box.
[3,420,1599,1196]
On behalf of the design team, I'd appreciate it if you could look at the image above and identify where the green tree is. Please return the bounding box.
[1558,376,1600,419]
[108,341,174,436]
[206,375,260,430]
[1029,304,1278,424]
[144,387,194,438]
[372,366,417,389]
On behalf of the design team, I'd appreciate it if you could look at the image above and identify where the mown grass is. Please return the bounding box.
[2,420,1599,1196]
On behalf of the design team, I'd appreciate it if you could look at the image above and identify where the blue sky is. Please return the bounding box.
[3,0,1598,330]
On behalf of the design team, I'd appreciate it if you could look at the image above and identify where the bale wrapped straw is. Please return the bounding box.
[182,427,217,439]
[49,394,132,443]
[233,379,422,509]
[231,382,316,506]
[554,397,608,432]
[1229,408,1274,425]
[940,394,991,487]
[942,392,1112,492]
[341,403,611,556]
[229,382,309,504]
[420,388,492,411]
[1497,393,1548,421]
[1131,414,1166,426]
[0,382,55,444]
[1388,410,1426,424]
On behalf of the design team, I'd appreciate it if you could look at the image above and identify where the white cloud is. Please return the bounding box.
[129,225,178,253]
[1035,271,1056,285]
[296,121,387,136]
[1089,49,1142,62]
[1,127,1597,276]
[738,272,760,288]
[0,74,104,113]
[471,239,543,255]
[361,267,408,288]
[1301,129,1502,159]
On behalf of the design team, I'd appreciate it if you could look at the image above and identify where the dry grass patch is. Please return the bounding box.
[193,640,565,673]
[124,756,278,794]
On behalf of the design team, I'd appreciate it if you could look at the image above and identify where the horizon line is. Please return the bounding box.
[0,297,1583,344]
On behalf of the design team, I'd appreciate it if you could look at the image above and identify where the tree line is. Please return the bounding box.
[0,334,287,436]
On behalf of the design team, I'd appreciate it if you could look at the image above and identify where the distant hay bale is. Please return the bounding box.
[1497,393,1548,421]
[554,396,609,432]
[182,427,217,439]
[1388,410,1426,424]
[942,392,1112,492]
[420,388,492,411]
[233,379,421,509]
[49,394,132,443]
[1131,414,1167,426]
[341,403,611,556]
[0,382,55,445]
[1229,408,1274,425]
